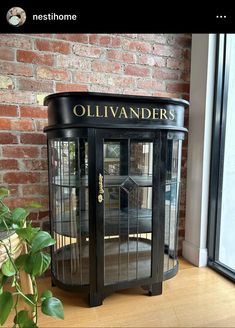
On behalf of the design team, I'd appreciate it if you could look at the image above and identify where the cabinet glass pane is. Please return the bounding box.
[49,138,89,286]
[218,37,235,271]
[164,139,182,272]
[103,140,153,285]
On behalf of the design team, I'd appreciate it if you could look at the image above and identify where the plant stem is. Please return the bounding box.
[14,283,35,307]
[31,276,38,324]
[13,292,19,326]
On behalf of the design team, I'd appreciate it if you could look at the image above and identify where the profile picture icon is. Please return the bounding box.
[6,7,26,27]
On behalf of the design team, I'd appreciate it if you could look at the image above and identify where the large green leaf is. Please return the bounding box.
[0,271,8,288]
[24,252,51,276]
[2,258,16,277]
[0,205,9,217]
[31,231,55,254]
[32,252,51,276]
[14,310,37,328]
[41,297,64,320]
[0,291,13,325]
[40,290,53,302]
[23,255,33,275]
[0,205,10,230]
[15,254,29,269]
[0,188,9,200]
[16,226,40,244]
[0,222,9,230]
[12,208,28,226]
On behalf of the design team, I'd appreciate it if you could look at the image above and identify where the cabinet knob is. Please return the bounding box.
[98,194,103,203]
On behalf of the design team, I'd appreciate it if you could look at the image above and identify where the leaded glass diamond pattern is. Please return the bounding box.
[120,176,137,193]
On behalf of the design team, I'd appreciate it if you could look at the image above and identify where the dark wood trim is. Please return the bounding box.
[44,123,188,133]
[44,91,189,107]
[88,128,102,305]
[151,131,166,283]
[94,131,105,305]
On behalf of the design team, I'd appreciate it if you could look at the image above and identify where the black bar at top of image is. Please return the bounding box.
[0,1,235,33]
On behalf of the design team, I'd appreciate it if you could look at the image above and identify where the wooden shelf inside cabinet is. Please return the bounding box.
[53,208,152,238]
[53,238,176,287]
[53,238,153,286]
[51,175,153,188]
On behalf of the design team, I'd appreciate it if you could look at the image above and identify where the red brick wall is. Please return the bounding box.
[0,33,191,249]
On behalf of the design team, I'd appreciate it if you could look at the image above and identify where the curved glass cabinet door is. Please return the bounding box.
[103,139,153,285]
[92,129,166,301]
[48,138,89,286]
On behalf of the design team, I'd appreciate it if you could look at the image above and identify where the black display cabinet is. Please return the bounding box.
[44,92,188,306]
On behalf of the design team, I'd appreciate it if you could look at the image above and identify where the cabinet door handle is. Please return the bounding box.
[98,173,104,203]
[98,194,103,203]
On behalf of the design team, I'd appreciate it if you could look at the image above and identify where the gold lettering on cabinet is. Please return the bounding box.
[73,104,176,121]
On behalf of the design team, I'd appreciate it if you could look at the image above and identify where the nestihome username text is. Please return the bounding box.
[32,13,77,21]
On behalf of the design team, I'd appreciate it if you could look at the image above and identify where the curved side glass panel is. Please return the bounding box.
[48,138,89,286]
[164,139,182,275]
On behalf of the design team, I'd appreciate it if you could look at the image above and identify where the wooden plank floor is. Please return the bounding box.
[5,258,235,327]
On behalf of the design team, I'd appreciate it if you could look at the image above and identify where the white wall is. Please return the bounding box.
[182,34,216,267]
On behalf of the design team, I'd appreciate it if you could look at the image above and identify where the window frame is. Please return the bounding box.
[207,33,235,282]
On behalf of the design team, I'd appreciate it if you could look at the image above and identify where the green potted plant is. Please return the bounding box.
[0,187,64,327]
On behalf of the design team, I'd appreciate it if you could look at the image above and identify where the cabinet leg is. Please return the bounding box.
[51,279,56,287]
[89,293,103,307]
[148,282,162,296]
